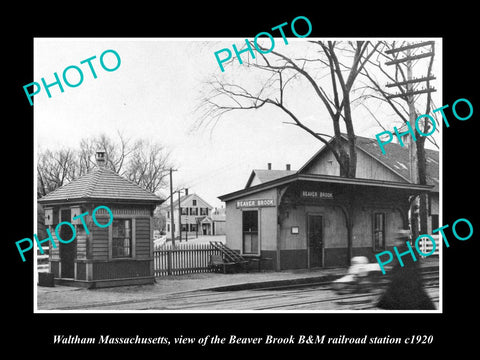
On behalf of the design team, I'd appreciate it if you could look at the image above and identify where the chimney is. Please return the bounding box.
[286,164,291,171]
[95,150,106,167]
[267,163,272,170]
[185,188,189,196]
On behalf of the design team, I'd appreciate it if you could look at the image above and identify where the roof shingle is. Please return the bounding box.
[38,167,164,204]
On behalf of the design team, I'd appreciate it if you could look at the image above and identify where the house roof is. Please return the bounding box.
[38,166,164,205]
[245,169,296,188]
[161,193,213,210]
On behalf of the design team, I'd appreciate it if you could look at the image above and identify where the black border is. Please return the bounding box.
[7,4,479,355]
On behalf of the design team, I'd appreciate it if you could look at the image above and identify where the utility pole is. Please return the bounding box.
[406,50,419,184]
[384,41,436,241]
[169,168,177,247]
[178,190,182,243]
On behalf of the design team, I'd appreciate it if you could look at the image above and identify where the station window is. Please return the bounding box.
[373,212,386,252]
[112,219,132,258]
[431,214,439,231]
[242,210,259,254]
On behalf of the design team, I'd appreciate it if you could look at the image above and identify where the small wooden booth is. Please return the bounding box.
[38,152,164,288]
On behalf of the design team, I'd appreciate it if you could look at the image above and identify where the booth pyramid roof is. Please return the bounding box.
[38,166,164,204]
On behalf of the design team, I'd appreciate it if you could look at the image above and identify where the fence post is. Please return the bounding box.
[167,249,172,275]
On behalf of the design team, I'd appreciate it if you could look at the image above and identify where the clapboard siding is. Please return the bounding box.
[92,226,109,260]
[49,227,60,260]
[135,217,151,257]
[76,231,88,259]
[304,148,405,182]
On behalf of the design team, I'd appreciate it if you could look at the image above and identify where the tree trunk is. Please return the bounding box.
[343,96,357,179]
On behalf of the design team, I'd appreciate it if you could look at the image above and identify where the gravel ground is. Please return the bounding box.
[36,257,438,311]
[36,267,347,311]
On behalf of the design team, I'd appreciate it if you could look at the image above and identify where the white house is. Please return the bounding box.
[163,191,214,239]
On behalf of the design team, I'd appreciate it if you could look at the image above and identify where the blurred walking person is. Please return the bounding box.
[377,229,435,310]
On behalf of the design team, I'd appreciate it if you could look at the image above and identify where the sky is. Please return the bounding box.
[34,38,442,209]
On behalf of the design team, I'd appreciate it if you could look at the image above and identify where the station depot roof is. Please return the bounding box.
[218,172,433,202]
[38,166,164,206]
[218,134,436,203]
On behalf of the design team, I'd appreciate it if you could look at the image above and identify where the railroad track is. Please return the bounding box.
[136,271,439,311]
[255,284,439,310]
[56,270,439,311]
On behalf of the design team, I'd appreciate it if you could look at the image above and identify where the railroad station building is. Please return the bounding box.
[218,135,438,271]
[38,151,164,288]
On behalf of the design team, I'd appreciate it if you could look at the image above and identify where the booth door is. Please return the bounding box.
[59,209,76,278]
[307,215,323,268]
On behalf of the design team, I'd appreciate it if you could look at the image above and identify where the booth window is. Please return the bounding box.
[373,212,386,251]
[112,219,132,258]
[242,210,259,254]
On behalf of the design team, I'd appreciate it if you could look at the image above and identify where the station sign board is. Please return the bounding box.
[236,199,276,208]
[301,190,334,199]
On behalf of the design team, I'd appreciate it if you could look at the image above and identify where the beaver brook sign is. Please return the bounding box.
[236,199,276,208]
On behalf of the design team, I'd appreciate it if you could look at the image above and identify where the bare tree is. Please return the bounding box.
[198,40,379,179]
[37,133,172,197]
[37,148,77,198]
[126,141,172,194]
[77,131,141,176]
[197,40,380,264]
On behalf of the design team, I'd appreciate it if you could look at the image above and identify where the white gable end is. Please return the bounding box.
[303,148,407,182]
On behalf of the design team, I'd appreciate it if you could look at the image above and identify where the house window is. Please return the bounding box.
[181,207,188,215]
[190,207,198,216]
[200,207,208,215]
[373,213,386,252]
[192,199,197,206]
[112,219,132,258]
[242,210,259,254]
[190,223,197,232]
[167,223,170,232]
[167,211,170,219]
[181,223,188,232]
